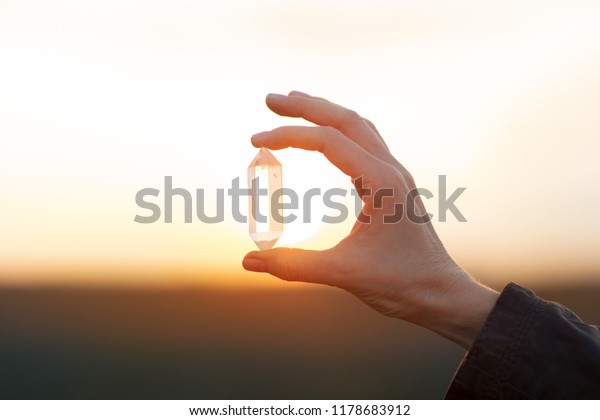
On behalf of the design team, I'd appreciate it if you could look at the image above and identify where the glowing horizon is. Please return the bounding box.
[1,1,600,288]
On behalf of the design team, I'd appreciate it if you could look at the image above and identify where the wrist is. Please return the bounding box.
[407,267,499,349]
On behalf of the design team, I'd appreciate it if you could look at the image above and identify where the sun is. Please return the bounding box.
[263,148,351,248]
[277,200,325,246]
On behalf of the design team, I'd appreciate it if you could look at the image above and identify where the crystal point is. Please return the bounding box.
[248,148,283,250]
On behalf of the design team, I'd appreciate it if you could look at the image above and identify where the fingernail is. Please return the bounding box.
[251,131,268,139]
[251,131,268,146]
[266,93,286,102]
[289,90,309,97]
[243,257,267,272]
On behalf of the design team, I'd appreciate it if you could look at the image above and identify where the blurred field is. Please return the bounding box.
[0,281,598,399]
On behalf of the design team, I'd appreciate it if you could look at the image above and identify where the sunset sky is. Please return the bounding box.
[1,0,599,287]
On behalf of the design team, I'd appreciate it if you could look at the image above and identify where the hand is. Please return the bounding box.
[243,91,498,349]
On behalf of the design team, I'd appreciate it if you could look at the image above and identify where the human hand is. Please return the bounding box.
[243,91,498,349]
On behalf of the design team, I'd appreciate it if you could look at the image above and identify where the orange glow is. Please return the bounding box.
[1,1,599,288]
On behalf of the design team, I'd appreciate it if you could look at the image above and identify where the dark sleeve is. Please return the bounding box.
[445,282,600,399]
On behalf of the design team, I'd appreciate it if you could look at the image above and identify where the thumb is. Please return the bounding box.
[242,247,334,284]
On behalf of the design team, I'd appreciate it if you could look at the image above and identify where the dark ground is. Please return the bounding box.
[0,282,598,399]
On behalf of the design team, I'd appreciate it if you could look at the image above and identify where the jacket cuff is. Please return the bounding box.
[445,282,545,399]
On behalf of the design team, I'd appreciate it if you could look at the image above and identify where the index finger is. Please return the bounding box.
[251,125,380,180]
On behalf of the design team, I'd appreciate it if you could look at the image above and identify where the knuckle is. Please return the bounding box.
[319,126,341,149]
[327,252,354,286]
[398,166,416,188]
[282,254,301,282]
[380,157,416,189]
[341,109,361,125]
[378,164,408,189]
[404,172,416,188]
[321,125,340,137]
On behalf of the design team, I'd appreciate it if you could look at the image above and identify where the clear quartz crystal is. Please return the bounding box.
[248,148,283,250]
